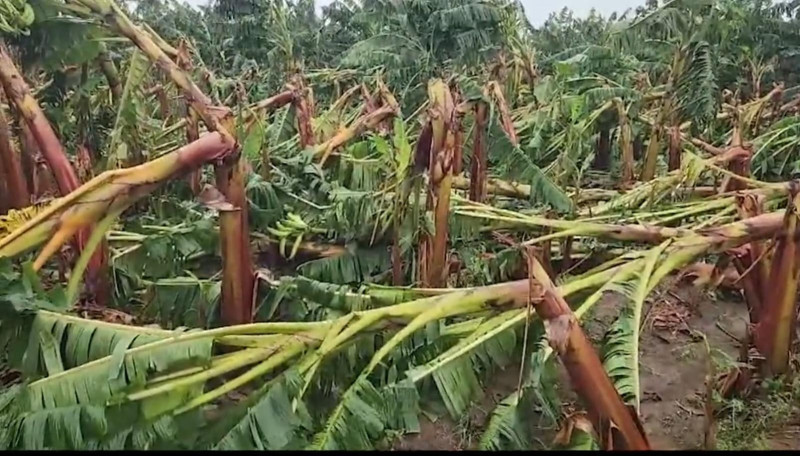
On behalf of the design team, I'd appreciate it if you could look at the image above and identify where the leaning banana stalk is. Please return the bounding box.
[289,74,315,149]
[752,185,800,375]
[456,200,686,245]
[14,260,632,444]
[527,256,650,450]
[0,40,80,196]
[16,279,533,426]
[74,0,258,325]
[457,180,790,248]
[0,132,234,267]
[730,193,770,323]
[487,80,518,146]
[453,175,620,202]
[0,38,115,303]
[416,80,454,288]
[96,44,122,102]
[248,89,295,114]
[469,99,489,202]
[0,96,28,208]
[70,0,232,136]
[11,202,800,449]
[315,104,398,165]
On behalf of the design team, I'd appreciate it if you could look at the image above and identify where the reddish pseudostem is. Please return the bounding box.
[469,99,489,202]
[0,42,80,196]
[0,40,111,305]
[667,124,682,171]
[418,80,454,287]
[215,155,255,325]
[18,121,37,198]
[0,98,28,208]
[0,132,235,267]
[693,125,754,194]
[719,126,753,194]
[616,100,635,186]
[250,90,295,113]
[449,86,465,176]
[528,257,650,450]
[290,74,315,149]
[752,184,800,376]
[730,193,769,324]
[81,0,255,324]
[488,80,518,146]
[75,145,94,184]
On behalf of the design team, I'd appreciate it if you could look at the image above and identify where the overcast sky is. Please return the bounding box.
[517,0,645,24]
[182,0,646,26]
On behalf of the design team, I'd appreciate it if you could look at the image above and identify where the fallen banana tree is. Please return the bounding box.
[5,0,800,452]
[3,176,799,449]
[460,180,800,380]
[455,180,789,248]
[0,132,234,304]
[0,256,646,450]
[71,0,263,325]
[0,37,113,305]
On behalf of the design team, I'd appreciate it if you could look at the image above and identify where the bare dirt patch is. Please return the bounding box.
[392,414,462,451]
[637,286,747,449]
[392,364,533,450]
[767,425,800,450]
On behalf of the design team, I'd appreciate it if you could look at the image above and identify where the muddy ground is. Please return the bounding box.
[393,282,800,450]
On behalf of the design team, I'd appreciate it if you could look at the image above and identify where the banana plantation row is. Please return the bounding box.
[0,0,799,451]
